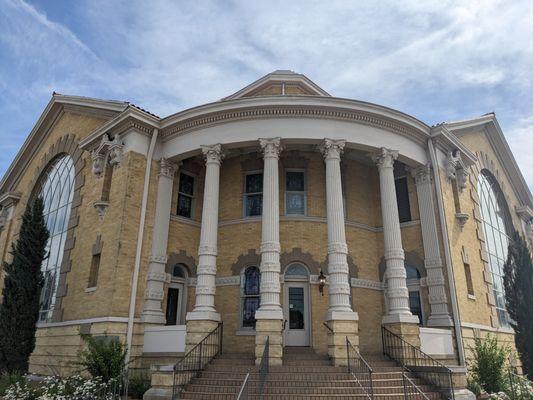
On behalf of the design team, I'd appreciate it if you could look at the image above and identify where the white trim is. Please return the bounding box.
[350,278,383,291]
[170,215,201,227]
[461,321,514,335]
[37,316,138,328]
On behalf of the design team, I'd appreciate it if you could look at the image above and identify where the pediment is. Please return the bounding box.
[223,70,330,100]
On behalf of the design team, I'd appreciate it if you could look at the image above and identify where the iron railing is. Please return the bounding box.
[402,372,431,400]
[382,326,454,400]
[236,373,251,400]
[258,336,269,397]
[347,337,374,400]
[171,322,223,398]
[323,322,333,333]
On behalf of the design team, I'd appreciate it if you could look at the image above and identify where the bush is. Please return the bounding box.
[469,335,510,394]
[79,335,127,382]
[128,372,151,399]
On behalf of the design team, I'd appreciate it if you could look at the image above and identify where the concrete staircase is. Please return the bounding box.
[171,347,443,399]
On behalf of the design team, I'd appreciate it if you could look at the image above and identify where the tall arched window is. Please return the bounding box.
[405,264,423,325]
[241,266,261,328]
[37,155,75,322]
[477,170,512,327]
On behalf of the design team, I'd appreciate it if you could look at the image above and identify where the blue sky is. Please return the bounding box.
[1,0,532,189]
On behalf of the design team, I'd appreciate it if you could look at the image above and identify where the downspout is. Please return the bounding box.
[125,128,158,365]
[428,138,466,366]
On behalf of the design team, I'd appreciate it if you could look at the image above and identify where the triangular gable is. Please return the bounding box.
[445,114,532,208]
[223,70,330,100]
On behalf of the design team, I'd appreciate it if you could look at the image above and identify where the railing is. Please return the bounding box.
[347,337,374,400]
[171,323,223,398]
[402,372,431,400]
[236,373,251,400]
[382,326,454,400]
[258,336,269,397]
[508,370,533,400]
[323,322,333,333]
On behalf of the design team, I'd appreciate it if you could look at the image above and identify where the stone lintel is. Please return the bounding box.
[427,315,454,327]
[185,311,221,322]
[254,309,284,320]
[382,313,419,325]
[325,310,359,322]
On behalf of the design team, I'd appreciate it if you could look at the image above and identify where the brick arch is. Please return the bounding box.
[378,251,426,282]
[26,134,86,322]
[231,249,261,275]
[166,250,197,277]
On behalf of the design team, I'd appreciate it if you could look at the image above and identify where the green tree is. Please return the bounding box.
[469,335,509,393]
[0,197,49,373]
[504,230,533,379]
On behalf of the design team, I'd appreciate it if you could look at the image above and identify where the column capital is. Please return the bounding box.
[320,138,346,161]
[373,147,398,169]
[411,164,432,186]
[201,143,225,165]
[158,158,179,179]
[259,137,283,159]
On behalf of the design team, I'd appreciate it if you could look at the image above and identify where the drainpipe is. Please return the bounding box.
[125,128,159,365]
[428,138,466,366]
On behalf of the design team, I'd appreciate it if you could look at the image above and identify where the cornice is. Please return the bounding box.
[160,97,430,146]
[430,125,477,166]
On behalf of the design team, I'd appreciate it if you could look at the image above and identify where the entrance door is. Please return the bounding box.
[283,282,310,346]
[166,287,182,325]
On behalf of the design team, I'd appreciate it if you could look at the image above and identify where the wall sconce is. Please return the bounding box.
[318,270,326,296]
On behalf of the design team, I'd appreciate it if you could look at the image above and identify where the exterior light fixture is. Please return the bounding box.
[318,270,326,296]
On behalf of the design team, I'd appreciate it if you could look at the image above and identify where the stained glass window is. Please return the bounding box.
[177,173,195,218]
[242,266,260,328]
[285,171,305,215]
[37,155,75,322]
[477,171,512,328]
[285,263,309,277]
[244,173,263,217]
[173,264,186,279]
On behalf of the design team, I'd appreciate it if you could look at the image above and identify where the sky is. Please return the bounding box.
[1,0,532,190]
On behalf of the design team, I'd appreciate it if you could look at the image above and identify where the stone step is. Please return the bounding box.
[206,365,347,372]
[178,392,441,400]
[200,371,353,381]
[282,359,332,366]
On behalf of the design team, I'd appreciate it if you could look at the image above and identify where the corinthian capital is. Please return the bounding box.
[201,144,224,165]
[320,138,346,161]
[373,147,398,169]
[412,164,432,186]
[259,137,283,159]
[159,158,178,178]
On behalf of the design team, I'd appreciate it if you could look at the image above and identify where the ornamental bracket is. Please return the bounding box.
[90,134,124,178]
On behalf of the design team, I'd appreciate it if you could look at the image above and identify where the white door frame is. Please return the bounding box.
[283,281,311,346]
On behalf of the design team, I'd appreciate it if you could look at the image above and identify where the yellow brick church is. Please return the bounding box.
[0,71,531,399]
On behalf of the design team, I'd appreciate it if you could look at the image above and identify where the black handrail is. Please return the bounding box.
[347,337,374,400]
[258,336,269,398]
[382,326,454,400]
[323,322,333,333]
[171,322,223,398]
[402,372,431,400]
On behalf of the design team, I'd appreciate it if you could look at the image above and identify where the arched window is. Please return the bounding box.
[405,264,423,325]
[285,263,309,278]
[37,155,75,322]
[172,264,186,279]
[477,170,512,327]
[241,266,260,328]
[166,264,187,326]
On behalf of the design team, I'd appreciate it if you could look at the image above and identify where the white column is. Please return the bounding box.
[413,165,453,326]
[321,139,357,321]
[373,147,418,324]
[186,144,224,322]
[141,158,178,324]
[255,138,283,320]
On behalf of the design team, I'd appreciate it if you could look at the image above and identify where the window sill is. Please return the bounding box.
[235,329,256,336]
[85,287,97,293]
[467,294,476,300]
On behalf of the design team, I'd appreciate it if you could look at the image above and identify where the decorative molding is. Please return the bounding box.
[445,150,469,192]
[90,134,124,178]
[231,249,261,275]
[166,250,197,277]
[350,278,383,291]
[159,158,178,179]
[319,138,345,161]
[259,137,283,159]
[455,212,469,229]
[216,276,241,286]
[93,200,109,218]
[411,164,432,186]
[201,143,225,164]
[373,147,398,169]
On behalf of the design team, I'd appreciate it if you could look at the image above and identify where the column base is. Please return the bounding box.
[382,318,421,348]
[140,311,166,325]
[427,314,454,327]
[326,311,359,367]
[255,318,283,367]
[185,317,220,353]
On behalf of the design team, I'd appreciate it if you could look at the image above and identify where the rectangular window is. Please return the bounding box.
[244,173,263,217]
[88,253,101,288]
[408,291,423,325]
[464,262,475,296]
[177,173,195,218]
[285,171,305,215]
[395,177,412,223]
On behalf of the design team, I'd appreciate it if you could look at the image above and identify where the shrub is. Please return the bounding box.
[469,335,510,394]
[0,372,26,396]
[128,372,151,399]
[79,335,127,382]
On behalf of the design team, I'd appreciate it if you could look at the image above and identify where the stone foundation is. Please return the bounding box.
[255,319,283,366]
[185,318,220,352]
[326,318,359,366]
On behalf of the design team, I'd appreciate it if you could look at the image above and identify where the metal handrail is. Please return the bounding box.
[236,373,251,400]
[258,336,269,397]
[323,322,333,333]
[171,322,223,398]
[347,337,374,399]
[402,372,431,400]
[382,326,454,400]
